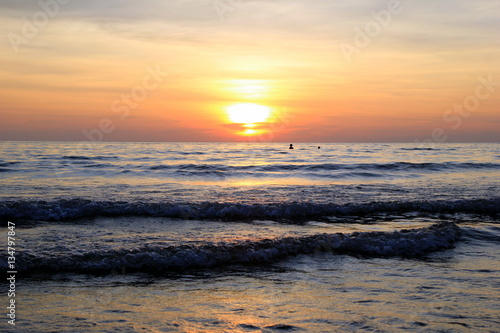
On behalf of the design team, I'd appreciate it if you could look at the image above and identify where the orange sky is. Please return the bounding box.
[1,0,499,142]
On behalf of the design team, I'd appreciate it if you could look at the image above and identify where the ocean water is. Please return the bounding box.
[1,141,499,332]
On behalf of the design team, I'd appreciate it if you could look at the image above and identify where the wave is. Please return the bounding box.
[82,163,110,168]
[461,226,500,243]
[0,161,21,172]
[62,155,118,160]
[0,161,21,167]
[2,159,497,178]
[3,222,460,274]
[179,151,206,155]
[399,148,442,151]
[1,198,499,222]
[146,162,500,173]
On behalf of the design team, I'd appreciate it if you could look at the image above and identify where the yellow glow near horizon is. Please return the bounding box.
[243,128,258,135]
[1,1,499,143]
[223,79,271,99]
[226,103,272,124]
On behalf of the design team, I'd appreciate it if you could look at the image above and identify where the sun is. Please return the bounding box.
[226,103,272,124]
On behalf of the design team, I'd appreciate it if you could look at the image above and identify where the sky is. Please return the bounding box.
[0,0,499,143]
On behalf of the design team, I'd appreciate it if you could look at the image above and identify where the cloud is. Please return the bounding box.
[1,0,499,142]
[3,0,499,51]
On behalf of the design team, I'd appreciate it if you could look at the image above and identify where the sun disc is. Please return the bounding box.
[243,129,257,135]
[226,103,271,124]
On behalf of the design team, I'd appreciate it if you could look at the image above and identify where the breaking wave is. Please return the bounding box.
[4,222,460,274]
[145,162,500,173]
[1,198,499,222]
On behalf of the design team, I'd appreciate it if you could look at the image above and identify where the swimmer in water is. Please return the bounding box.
[289,144,294,149]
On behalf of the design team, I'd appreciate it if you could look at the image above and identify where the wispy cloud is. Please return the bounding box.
[1,0,499,142]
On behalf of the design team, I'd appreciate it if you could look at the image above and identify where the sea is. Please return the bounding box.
[1,141,499,332]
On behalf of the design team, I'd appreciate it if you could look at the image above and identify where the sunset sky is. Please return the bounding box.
[1,0,499,142]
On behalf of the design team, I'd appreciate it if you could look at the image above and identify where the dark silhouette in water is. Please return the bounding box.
[318,146,321,149]
[289,144,294,149]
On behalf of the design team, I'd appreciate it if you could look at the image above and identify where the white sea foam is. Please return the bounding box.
[4,222,460,274]
[1,198,499,222]
[1,142,498,332]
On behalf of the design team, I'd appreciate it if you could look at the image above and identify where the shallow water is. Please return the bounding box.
[1,141,499,332]
[14,219,500,332]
